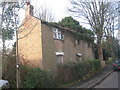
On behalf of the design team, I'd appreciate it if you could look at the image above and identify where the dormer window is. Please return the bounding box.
[53,28,64,40]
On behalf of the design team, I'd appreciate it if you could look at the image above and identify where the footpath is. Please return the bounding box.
[70,64,113,88]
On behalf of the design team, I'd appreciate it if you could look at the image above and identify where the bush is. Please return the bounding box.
[21,66,58,88]
[88,59,101,73]
[106,59,113,64]
[21,60,102,88]
[57,59,102,83]
[2,55,16,88]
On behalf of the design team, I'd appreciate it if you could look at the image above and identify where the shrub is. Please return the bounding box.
[88,59,101,73]
[21,66,58,88]
[2,55,16,88]
[57,59,102,83]
[106,59,113,64]
[21,59,102,88]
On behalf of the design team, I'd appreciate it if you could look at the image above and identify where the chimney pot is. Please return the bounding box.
[26,2,30,6]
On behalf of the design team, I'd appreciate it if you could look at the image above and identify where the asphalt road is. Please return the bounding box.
[95,71,119,88]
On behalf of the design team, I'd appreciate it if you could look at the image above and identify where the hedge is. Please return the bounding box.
[57,59,102,83]
[21,59,102,88]
[21,66,58,88]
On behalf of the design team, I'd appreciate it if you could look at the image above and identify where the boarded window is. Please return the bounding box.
[55,52,64,64]
[76,56,82,62]
[76,53,82,62]
[56,55,63,64]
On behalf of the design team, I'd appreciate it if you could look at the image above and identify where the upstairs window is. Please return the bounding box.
[53,28,64,40]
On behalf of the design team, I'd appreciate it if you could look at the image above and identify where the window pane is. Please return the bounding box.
[58,33,61,39]
[53,33,57,39]
[53,28,64,40]
[61,35,64,40]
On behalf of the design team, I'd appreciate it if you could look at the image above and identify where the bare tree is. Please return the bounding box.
[68,0,117,60]
[35,5,55,22]
[104,2,118,37]
[103,2,118,59]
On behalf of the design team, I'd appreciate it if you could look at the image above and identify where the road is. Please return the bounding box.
[95,71,119,88]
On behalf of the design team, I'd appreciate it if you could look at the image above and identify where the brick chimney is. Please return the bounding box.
[25,2,34,16]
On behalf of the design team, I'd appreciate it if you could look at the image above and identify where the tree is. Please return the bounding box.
[59,16,95,43]
[68,0,117,60]
[103,2,118,59]
[59,16,80,30]
[0,2,25,88]
[35,5,55,22]
[0,2,24,57]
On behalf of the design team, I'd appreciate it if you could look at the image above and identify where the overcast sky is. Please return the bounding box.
[31,0,70,22]
[19,0,70,23]
[18,0,91,29]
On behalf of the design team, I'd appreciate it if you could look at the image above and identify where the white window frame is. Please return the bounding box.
[53,28,64,40]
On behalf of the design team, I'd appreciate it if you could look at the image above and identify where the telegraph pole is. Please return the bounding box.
[13,5,20,89]
[16,26,20,89]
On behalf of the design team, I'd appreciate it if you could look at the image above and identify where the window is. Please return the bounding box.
[57,56,63,64]
[55,52,64,64]
[76,53,82,62]
[53,28,64,40]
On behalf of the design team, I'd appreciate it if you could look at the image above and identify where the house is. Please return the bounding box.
[18,3,94,71]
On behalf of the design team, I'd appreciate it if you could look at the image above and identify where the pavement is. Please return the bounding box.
[70,64,113,88]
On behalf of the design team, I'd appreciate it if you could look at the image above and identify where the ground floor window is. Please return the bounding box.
[76,56,82,61]
[55,52,64,64]
[57,55,63,63]
[76,53,82,62]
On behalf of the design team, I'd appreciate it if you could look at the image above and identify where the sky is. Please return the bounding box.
[19,0,71,23]
[31,0,70,22]
[19,0,91,28]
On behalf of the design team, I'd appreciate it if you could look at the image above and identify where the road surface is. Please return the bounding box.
[95,71,119,88]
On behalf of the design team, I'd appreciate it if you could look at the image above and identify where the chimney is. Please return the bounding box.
[25,2,34,16]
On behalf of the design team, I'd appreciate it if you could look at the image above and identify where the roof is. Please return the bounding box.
[22,14,74,32]
[41,20,76,33]
[19,14,78,34]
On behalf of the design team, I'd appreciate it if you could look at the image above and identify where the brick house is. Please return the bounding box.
[18,3,94,71]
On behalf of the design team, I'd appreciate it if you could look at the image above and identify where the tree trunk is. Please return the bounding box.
[2,39,5,60]
[2,39,6,79]
[97,39,103,61]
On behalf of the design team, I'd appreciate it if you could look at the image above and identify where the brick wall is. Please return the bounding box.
[18,16,43,68]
